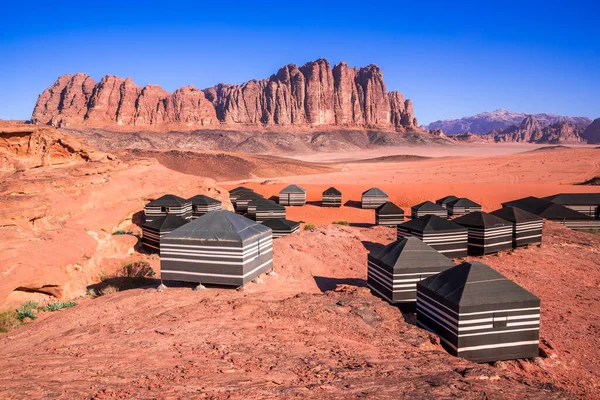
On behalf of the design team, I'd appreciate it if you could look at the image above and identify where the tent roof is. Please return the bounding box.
[280,184,306,194]
[502,196,592,220]
[229,186,253,194]
[323,187,342,195]
[236,191,265,201]
[412,200,445,211]
[370,237,455,271]
[447,197,481,208]
[542,193,600,205]
[261,218,300,230]
[142,214,188,231]
[188,194,221,206]
[249,198,285,211]
[418,261,540,308]
[163,210,271,243]
[399,214,466,233]
[489,207,542,223]
[146,194,189,207]
[453,211,511,229]
[436,195,459,204]
[362,187,388,196]
[376,201,404,214]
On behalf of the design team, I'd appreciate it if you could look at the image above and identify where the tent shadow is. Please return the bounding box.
[313,276,367,293]
[306,200,322,207]
[361,240,385,252]
[268,195,279,202]
[132,210,146,227]
[350,222,374,228]
[344,200,363,209]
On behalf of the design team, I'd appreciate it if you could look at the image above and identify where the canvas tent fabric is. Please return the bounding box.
[446,198,482,216]
[228,187,254,207]
[361,188,388,209]
[322,187,342,207]
[416,261,540,363]
[453,212,513,255]
[188,195,222,218]
[141,214,188,253]
[144,194,192,222]
[367,237,455,304]
[436,195,459,209]
[279,185,307,206]
[234,191,265,213]
[160,210,273,286]
[375,202,405,226]
[542,193,600,219]
[490,207,543,247]
[247,199,286,222]
[261,218,300,238]
[397,215,468,258]
[411,201,448,219]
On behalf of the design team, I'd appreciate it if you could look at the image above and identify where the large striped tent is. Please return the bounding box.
[228,187,253,208]
[453,212,513,256]
[279,184,307,206]
[446,198,482,216]
[375,202,405,226]
[411,201,448,219]
[436,195,459,209]
[490,207,543,247]
[144,194,192,222]
[361,188,388,209]
[542,193,600,219]
[141,214,189,254]
[247,199,286,222]
[234,191,264,213]
[502,196,600,230]
[322,187,342,207]
[416,261,540,363]
[188,194,222,219]
[160,210,273,286]
[261,218,300,238]
[367,237,455,304]
[397,215,468,258]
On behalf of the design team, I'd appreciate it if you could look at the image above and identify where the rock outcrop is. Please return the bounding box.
[493,115,587,143]
[32,59,417,130]
[581,118,600,144]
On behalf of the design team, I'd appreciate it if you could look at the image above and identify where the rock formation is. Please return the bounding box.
[581,117,600,144]
[493,115,587,143]
[32,59,417,130]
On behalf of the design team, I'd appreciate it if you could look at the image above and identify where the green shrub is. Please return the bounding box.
[303,223,315,230]
[120,261,156,279]
[45,301,77,312]
[332,220,349,226]
[0,310,20,333]
[16,301,39,321]
[112,230,134,236]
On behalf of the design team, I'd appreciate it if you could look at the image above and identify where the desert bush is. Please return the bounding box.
[0,310,20,333]
[112,230,134,236]
[99,285,120,296]
[303,223,315,230]
[45,301,77,312]
[332,220,349,226]
[16,301,39,321]
[119,261,156,279]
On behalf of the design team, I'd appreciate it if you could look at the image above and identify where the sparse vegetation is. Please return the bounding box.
[579,229,599,235]
[112,230,134,236]
[16,301,39,321]
[0,310,20,333]
[99,285,120,296]
[332,220,349,226]
[45,301,77,312]
[303,223,315,230]
[298,220,306,223]
[90,261,157,297]
[119,260,156,279]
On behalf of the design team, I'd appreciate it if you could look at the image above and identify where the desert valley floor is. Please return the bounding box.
[1,126,599,399]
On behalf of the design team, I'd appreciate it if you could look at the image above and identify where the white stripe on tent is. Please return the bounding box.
[162,259,272,279]
[457,340,539,353]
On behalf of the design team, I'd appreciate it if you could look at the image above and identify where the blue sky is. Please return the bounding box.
[1,0,598,124]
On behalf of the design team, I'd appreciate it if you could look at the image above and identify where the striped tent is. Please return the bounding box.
[453,212,513,256]
[247,199,286,222]
[322,187,342,207]
[160,210,273,286]
[144,194,192,222]
[234,191,264,213]
[279,185,307,206]
[375,202,405,226]
[188,194,222,219]
[228,187,254,208]
[446,198,482,216]
[411,201,448,219]
[502,196,600,230]
[361,188,388,209]
[261,218,300,238]
[490,207,543,247]
[436,195,459,209]
[367,237,455,304]
[141,214,189,254]
[417,261,540,363]
[397,215,468,258]
[542,193,600,219]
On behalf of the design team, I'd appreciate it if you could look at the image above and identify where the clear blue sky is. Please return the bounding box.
[1,0,598,124]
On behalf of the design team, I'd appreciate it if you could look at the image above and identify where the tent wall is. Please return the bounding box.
[397,228,467,258]
[279,192,306,206]
[191,203,221,219]
[411,208,447,219]
[269,225,300,238]
[322,194,342,207]
[145,202,192,222]
[361,194,388,209]
[513,220,543,247]
[376,210,404,226]
[447,204,482,216]
[462,226,513,255]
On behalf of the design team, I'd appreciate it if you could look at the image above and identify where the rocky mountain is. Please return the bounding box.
[581,118,600,144]
[426,109,592,135]
[492,115,587,143]
[32,59,417,131]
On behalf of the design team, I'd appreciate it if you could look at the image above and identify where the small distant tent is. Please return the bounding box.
[188,194,222,219]
[144,194,192,222]
[436,195,459,209]
[261,218,300,238]
[361,188,388,209]
[453,212,513,255]
[542,193,600,219]
[228,187,254,208]
[247,199,286,222]
[322,187,342,207]
[141,214,188,253]
[375,202,405,226]
[279,185,307,206]
[234,191,264,213]
[397,215,468,258]
[416,261,540,363]
[160,210,273,286]
[411,201,448,219]
[367,237,455,304]
[446,198,482,216]
[490,207,543,247]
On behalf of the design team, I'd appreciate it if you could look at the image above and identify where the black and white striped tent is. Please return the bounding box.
[141,214,189,254]
[188,194,222,219]
[361,188,388,209]
[160,210,273,286]
[416,261,540,363]
[279,184,307,206]
[490,207,543,247]
[228,187,254,208]
[234,191,264,213]
[542,193,600,219]
[247,199,286,222]
[436,195,459,209]
[375,202,405,226]
[453,212,513,256]
[446,198,482,216]
[322,187,342,207]
[261,218,300,238]
[411,201,448,219]
[397,215,468,258]
[367,237,455,304]
[144,194,192,222]
[502,196,600,230]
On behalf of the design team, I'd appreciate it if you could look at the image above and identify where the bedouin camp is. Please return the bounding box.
[144,194,193,222]
[228,187,254,208]
[234,191,265,213]
[445,197,482,216]
[188,194,222,219]
[490,206,543,247]
[453,211,513,255]
[411,201,448,219]
[397,214,468,258]
[247,198,286,222]
[375,201,405,226]
[436,195,459,209]
[541,193,600,219]
[361,188,388,209]
[141,214,189,254]
[279,184,307,206]
[261,218,300,238]
[322,187,342,207]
